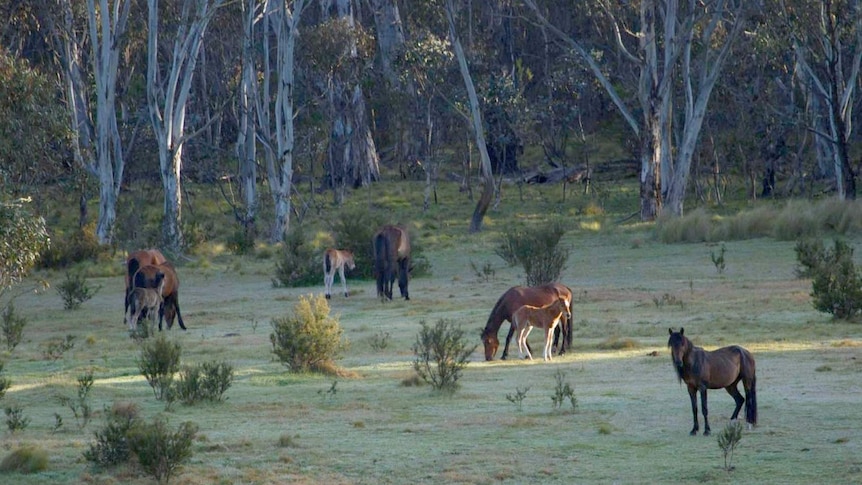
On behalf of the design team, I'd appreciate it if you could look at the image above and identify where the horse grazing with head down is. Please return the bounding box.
[667,328,757,436]
[511,297,571,361]
[373,225,410,301]
[480,283,573,361]
[323,248,356,299]
[131,261,186,331]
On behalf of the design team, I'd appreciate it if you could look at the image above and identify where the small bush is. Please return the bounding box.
[40,334,76,361]
[56,270,101,310]
[173,360,234,404]
[5,405,30,432]
[369,331,390,351]
[412,319,477,393]
[550,369,577,410]
[495,222,569,286]
[0,361,9,400]
[128,417,198,484]
[717,420,744,471]
[138,335,182,400]
[270,294,348,373]
[1,302,26,351]
[0,445,48,474]
[38,223,108,269]
[83,402,140,468]
[505,387,529,412]
[711,244,726,274]
[272,226,320,288]
[226,228,255,255]
[795,238,862,319]
[56,369,94,428]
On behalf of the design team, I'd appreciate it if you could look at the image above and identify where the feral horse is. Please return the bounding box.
[126,275,165,335]
[667,328,757,435]
[511,298,571,361]
[373,225,411,301]
[480,283,573,361]
[124,249,167,317]
[323,248,356,298]
[132,262,186,331]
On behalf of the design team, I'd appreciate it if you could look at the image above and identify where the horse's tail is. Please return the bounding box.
[739,348,757,426]
[324,251,333,274]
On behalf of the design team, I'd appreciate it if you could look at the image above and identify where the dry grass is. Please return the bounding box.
[2,203,862,483]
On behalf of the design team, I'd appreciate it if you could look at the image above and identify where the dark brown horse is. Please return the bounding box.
[124,249,167,317]
[132,262,186,331]
[667,328,757,435]
[480,283,573,361]
[373,225,410,301]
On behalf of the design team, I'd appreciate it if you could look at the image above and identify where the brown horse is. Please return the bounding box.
[323,248,356,298]
[125,276,165,335]
[132,262,186,331]
[124,249,167,317]
[512,298,571,361]
[667,328,757,436]
[480,283,573,361]
[373,225,410,301]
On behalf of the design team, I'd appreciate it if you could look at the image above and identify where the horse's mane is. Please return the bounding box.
[481,290,510,339]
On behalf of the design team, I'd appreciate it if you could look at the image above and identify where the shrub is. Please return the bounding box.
[173,360,234,404]
[495,222,569,286]
[550,369,578,410]
[5,405,29,432]
[38,223,108,269]
[138,335,182,400]
[40,334,76,360]
[505,387,529,412]
[226,227,255,255]
[0,445,48,474]
[0,198,50,292]
[795,238,862,319]
[128,417,198,484]
[412,319,476,392]
[56,270,101,310]
[1,302,26,351]
[0,361,9,400]
[272,226,320,288]
[270,294,348,373]
[56,369,94,428]
[83,402,140,468]
[717,420,744,471]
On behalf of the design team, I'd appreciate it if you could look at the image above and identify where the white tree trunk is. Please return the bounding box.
[237,0,258,233]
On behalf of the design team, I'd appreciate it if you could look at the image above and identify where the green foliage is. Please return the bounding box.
[0,445,48,474]
[56,270,101,310]
[369,331,391,351]
[270,295,348,373]
[5,405,29,432]
[226,227,255,255]
[138,335,182,400]
[0,361,9,400]
[505,386,529,412]
[56,369,94,429]
[1,302,26,351]
[717,420,744,471]
[38,224,109,270]
[550,369,577,410]
[172,360,234,405]
[411,319,476,393]
[795,239,862,319]
[495,221,569,286]
[711,243,726,274]
[83,402,140,468]
[469,260,496,282]
[0,198,49,293]
[329,209,386,279]
[272,226,320,288]
[128,417,198,484]
[40,334,76,361]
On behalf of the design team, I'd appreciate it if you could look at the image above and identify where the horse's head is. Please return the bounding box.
[559,297,572,322]
[667,327,690,378]
[481,328,499,361]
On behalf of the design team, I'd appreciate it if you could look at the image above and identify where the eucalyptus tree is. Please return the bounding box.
[524,0,754,219]
[146,0,224,251]
[782,0,862,200]
[235,0,258,238]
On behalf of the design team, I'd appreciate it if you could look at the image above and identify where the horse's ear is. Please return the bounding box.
[668,328,673,335]
[680,327,684,336]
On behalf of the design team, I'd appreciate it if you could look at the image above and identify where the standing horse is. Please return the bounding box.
[373,225,410,301]
[323,248,356,298]
[124,249,167,317]
[125,275,165,335]
[511,298,571,361]
[667,328,757,435]
[480,283,573,361]
[132,262,186,331]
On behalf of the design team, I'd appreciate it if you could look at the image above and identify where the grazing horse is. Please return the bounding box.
[667,328,757,436]
[480,283,573,361]
[511,298,571,361]
[126,275,165,335]
[124,249,167,317]
[323,248,356,299]
[132,262,186,331]
[373,225,411,301]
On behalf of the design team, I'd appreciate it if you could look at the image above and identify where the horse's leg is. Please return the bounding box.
[543,327,553,361]
[173,298,187,330]
[700,385,711,436]
[324,269,332,299]
[339,265,349,297]
[398,258,409,300]
[687,386,699,435]
[523,326,534,360]
[502,324,516,360]
[726,385,745,421]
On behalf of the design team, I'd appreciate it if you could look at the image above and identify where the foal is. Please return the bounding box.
[126,275,166,336]
[511,297,571,361]
[323,248,356,299]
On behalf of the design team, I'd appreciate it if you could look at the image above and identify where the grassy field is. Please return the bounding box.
[2,181,862,484]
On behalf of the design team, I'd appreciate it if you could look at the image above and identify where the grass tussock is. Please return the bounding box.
[0,445,49,473]
[596,336,640,350]
[657,198,862,243]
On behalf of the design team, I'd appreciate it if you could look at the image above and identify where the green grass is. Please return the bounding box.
[2,181,862,483]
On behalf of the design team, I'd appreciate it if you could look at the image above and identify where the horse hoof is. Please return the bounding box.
[703,430,711,436]
[325,294,331,299]
[689,430,698,436]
